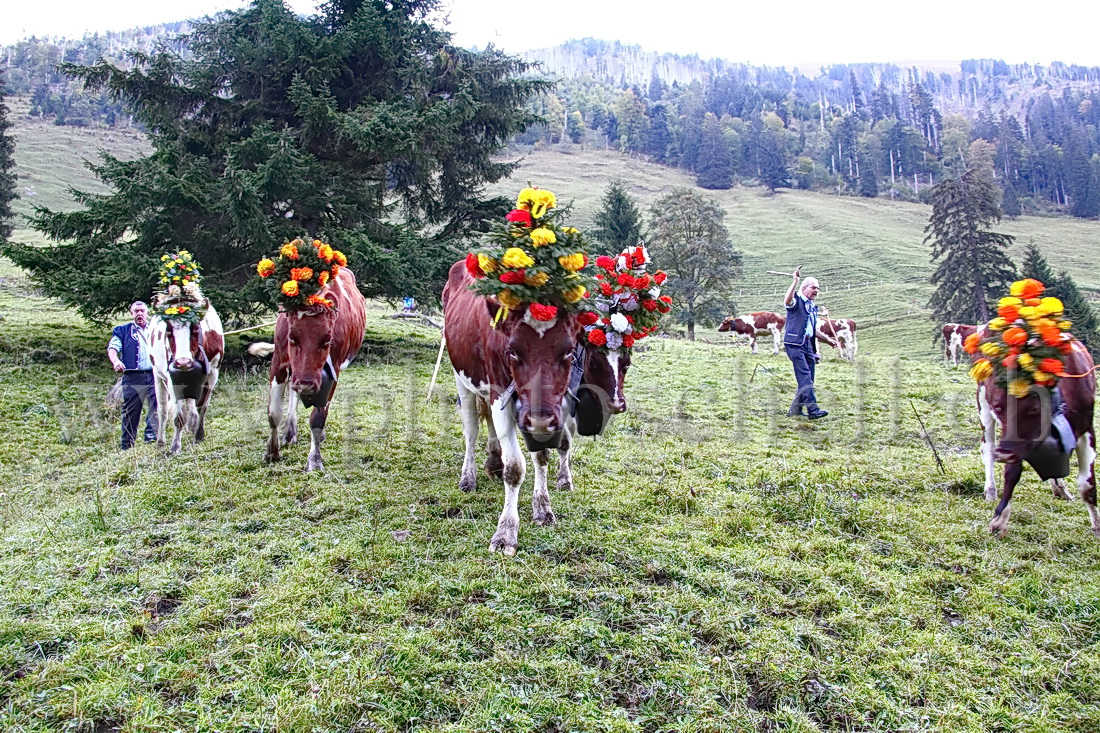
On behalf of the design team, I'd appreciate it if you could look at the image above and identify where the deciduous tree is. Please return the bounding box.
[647,188,742,340]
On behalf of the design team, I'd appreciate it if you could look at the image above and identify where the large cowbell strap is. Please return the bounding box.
[1050,387,1076,455]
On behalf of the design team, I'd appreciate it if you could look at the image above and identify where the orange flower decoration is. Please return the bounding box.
[1002,327,1028,347]
[281,281,299,297]
[290,267,314,281]
[280,243,299,260]
[963,333,981,354]
[1002,353,1018,369]
[333,251,348,267]
[306,294,333,307]
[997,305,1019,321]
[317,271,329,287]
[1040,327,1063,347]
[1040,358,1065,375]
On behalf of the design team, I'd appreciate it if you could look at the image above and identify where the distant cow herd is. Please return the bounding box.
[139,268,1100,551]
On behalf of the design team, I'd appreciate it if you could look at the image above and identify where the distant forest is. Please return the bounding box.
[5,30,1100,217]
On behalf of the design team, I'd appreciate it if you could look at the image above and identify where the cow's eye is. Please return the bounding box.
[321,337,333,348]
[288,337,298,346]
[507,349,520,362]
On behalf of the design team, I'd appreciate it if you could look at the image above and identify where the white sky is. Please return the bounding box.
[4,0,1100,69]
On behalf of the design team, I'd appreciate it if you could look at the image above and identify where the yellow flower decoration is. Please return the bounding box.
[1018,305,1038,320]
[562,227,578,235]
[999,296,1022,308]
[257,258,276,277]
[1008,379,1031,398]
[1017,353,1035,371]
[1038,297,1064,315]
[558,253,585,272]
[524,271,549,286]
[501,247,534,269]
[517,187,557,218]
[562,284,587,303]
[280,243,299,259]
[1058,320,1073,330]
[987,317,1007,330]
[282,281,299,297]
[497,290,521,308]
[530,228,557,247]
[969,359,994,381]
[979,341,1004,358]
[477,254,498,274]
[1033,370,1053,384]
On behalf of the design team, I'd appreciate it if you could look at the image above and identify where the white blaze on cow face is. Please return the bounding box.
[607,348,626,413]
[522,309,558,337]
[170,321,195,369]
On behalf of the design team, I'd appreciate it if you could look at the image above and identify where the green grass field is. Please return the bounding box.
[3,122,1100,731]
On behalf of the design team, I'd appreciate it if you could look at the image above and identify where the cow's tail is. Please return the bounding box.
[248,342,276,358]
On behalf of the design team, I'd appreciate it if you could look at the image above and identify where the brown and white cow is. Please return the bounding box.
[442,261,582,556]
[942,323,977,366]
[148,301,225,455]
[252,267,366,471]
[717,312,785,354]
[816,318,858,361]
[978,338,1100,537]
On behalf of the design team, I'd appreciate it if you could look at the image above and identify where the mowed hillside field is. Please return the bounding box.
[4,119,1100,730]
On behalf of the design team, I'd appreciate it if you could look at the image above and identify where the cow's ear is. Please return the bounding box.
[485,298,500,322]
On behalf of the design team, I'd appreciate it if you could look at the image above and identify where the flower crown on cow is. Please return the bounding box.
[579,245,672,351]
[965,278,1075,397]
[465,187,594,324]
[152,250,207,324]
[257,238,348,311]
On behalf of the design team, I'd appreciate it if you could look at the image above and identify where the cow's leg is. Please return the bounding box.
[531,448,556,526]
[556,420,575,492]
[749,333,758,355]
[1051,478,1073,501]
[770,326,781,355]
[195,365,219,443]
[990,462,1023,537]
[488,402,525,556]
[456,380,480,492]
[264,378,286,463]
[171,399,192,455]
[979,386,999,501]
[1076,432,1100,537]
[306,403,330,472]
[153,374,171,450]
[282,384,298,446]
[480,397,503,478]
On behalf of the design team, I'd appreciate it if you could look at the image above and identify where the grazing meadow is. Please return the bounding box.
[4,126,1100,730]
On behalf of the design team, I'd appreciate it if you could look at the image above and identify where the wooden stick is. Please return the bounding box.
[766,270,798,278]
[426,333,447,403]
[910,400,947,475]
[222,320,279,337]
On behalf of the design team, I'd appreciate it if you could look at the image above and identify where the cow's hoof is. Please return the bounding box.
[489,528,518,556]
[485,457,504,479]
[1091,526,1100,539]
[459,475,476,493]
[194,428,206,443]
[1052,481,1072,501]
[983,487,998,502]
[306,457,324,472]
[989,516,1009,538]
[263,451,281,464]
[557,477,574,492]
[534,508,556,526]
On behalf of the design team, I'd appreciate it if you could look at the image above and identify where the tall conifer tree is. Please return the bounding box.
[0,71,15,244]
[593,180,643,253]
[3,0,545,320]
[926,169,1016,324]
[695,113,733,189]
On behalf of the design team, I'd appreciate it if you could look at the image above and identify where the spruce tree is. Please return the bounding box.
[0,71,15,244]
[592,180,643,253]
[926,168,1016,324]
[754,123,791,193]
[695,113,733,189]
[1020,241,1057,285]
[1054,270,1100,357]
[2,0,545,320]
[1001,182,1021,218]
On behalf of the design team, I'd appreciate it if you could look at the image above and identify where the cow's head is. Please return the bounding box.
[987,383,1056,463]
[287,307,338,396]
[584,342,631,415]
[165,311,206,371]
[717,317,734,333]
[492,303,579,443]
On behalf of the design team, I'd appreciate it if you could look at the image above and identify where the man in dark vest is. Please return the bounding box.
[783,267,836,419]
[107,301,158,449]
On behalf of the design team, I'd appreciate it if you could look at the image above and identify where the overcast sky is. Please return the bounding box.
[5,0,1100,69]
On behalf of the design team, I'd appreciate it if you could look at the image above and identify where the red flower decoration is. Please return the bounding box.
[596,255,615,270]
[578,311,599,326]
[625,314,635,323]
[499,270,526,284]
[655,271,667,285]
[642,299,658,312]
[617,273,633,286]
[506,209,533,227]
[634,274,651,290]
[633,330,646,340]
[602,317,611,324]
[587,328,607,346]
[659,295,672,304]
[528,303,558,321]
[622,335,635,349]
[465,253,483,279]
[600,282,614,296]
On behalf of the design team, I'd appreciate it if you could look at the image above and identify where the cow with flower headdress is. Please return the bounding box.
[444,186,595,555]
[965,278,1099,537]
[251,239,365,471]
[147,251,225,454]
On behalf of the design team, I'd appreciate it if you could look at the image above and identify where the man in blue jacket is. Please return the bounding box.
[783,267,836,419]
[107,301,158,449]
